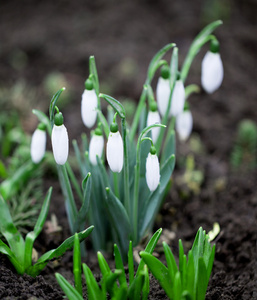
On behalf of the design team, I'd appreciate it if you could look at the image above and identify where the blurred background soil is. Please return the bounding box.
[0,0,257,299]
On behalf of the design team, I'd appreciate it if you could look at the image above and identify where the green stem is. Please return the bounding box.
[113,172,120,199]
[129,86,147,141]
[121,118,130,220]
[66,162,83,203]
[57,165,78,234]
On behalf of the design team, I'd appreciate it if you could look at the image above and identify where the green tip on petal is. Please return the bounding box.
[161,65,170,79]
[37,122,46,131]
[150,101,158,112]
[150,145,157,155]
[54,112,64,126]
[210,39,220,53]
[110,122,118,133]
[85,78,94,90]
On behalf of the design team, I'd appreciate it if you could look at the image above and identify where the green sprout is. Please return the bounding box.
[0,187,94,277]
[55,228,162,300]
[140,227,216,300]
[230,119,257,170]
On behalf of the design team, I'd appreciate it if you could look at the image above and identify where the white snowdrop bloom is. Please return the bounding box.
[106,130,123,173]
[147,106,161,144]
[51,113,69,165]
[89,131,104,166]
[156,77,171,117]
[31,126,46,164]
[146,148,160,192]
[81,79,98,128]
[176,110,193,141]
[201,51,224,94]
[170,80,185,117]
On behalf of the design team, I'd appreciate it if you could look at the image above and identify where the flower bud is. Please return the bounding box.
[170,79,185,117]
[201,41,224,94]
[156,77,171,117]
[51,113,69,165]
[146,146,160,192]
[31,124,46,164]
[176,110,193,141]
[89,129,104,166]
[81,79,98,128]
[147,103,161,144]
[106,126,123,173]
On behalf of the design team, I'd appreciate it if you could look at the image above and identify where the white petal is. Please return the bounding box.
[146,153,160,192]
[201,51,224,94]
[89,134,104,165]
[156,77,171,117]
[81,89,98,128]
[31,128,46,164]
[147,111,161,144]
[170,80,185,117]
[106,131,123,173]
[176,110,193,141]
[51,124,69,165]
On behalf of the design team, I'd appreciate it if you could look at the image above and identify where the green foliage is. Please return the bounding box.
[140,227,216,300]
[0,187,94,277]
[56,228,162,300]
[230,119,257,170]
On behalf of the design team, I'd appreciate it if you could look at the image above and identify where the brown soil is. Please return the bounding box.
[0,0,257,299]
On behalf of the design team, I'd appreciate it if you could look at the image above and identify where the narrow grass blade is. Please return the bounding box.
[73,233,82,296]
[163,241,178,280]
[114,244,127,287]
[83,263,105,300]
[55,273,84,300]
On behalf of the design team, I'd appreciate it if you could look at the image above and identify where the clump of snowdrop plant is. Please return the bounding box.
[32,20,223,259]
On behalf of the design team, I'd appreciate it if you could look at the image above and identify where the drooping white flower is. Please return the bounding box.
[81,79,98,128]
[51,112,69,165]
[106,125,123,173]
[147,103,161,144]
[170,80,185,117]
[201,40,224,94]
[89,130,104,166]
[156,77,171,117]
[31,125,47,164]
[176,110,193,141]
[146,147,160,192]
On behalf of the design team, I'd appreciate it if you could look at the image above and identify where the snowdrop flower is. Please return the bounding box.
[89,128,104,165]
[201,40,224,94]
[106,120,123,173]
[156,66,171,117]
[81,78,98,128]
[176,109,193,141]
[31,123,47,164]
[147,102,161,144]
[146,146,160,192]
[170,78,185,117]
[51,111,69,165]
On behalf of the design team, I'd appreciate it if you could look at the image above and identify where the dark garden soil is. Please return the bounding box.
[0,0,257,299]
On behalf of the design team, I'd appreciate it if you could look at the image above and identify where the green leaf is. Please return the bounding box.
[83,263,105,300]
[114,244,127,287]
[99,94,125,119]
[128,271,145,300]
[29,226,94,276]
[140,251,173,299]
[185,250,195,298]
[142,265,150,300]
[73,233,82,296]
[96,109,110,139]
[196,258,208,300]
[32,109,52,135]
[147,43,176,83]
[128,241,134,286]
[49,87,66,127]
[105,187,131,258]
[163,241,178,281]
[0,194,24,262]
[24,187,52,269]
[173,272,182,300]
[181,20,223,83]
[161,129,176,166]
[55,273,84,300]
[136,228,162,277]
[74,173,92,232]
